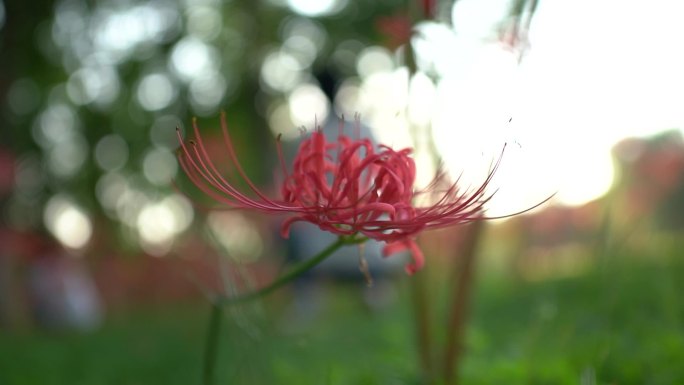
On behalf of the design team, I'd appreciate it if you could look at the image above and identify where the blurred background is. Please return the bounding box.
[1,0,684,384]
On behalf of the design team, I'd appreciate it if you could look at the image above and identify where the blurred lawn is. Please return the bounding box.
[1,239,683,385]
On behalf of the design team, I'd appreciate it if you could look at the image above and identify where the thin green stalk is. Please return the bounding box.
[411,268,434,384]
[201,235,366,384]
[442,221,483,385]
[203,302,222,385]
[217,235,365,305]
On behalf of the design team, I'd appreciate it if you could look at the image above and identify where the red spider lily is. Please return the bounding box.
[177,113,501,275]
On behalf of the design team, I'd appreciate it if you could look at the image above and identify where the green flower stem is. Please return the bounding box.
[202,235,367,384]
[203,302,222,385]
[411,269,433,384]
[216,235,366,305]
[442,221,483,385]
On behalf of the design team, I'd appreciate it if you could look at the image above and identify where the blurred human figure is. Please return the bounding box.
[26,247,103,331]
[0,146,102,331]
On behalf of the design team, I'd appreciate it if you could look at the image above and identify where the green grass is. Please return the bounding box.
[2,245,684,385]
[464,258,684,385]
[0,305,205,385]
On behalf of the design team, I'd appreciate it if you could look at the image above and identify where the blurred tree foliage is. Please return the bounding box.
[0,0,414,253]
[0,0,540,254]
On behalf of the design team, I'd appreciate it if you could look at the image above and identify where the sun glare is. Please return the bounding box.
[401,0,684,214]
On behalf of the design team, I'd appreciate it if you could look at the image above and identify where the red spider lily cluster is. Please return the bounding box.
[177,113,499,274]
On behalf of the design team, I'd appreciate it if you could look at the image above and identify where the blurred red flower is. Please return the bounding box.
[376,14,413,49]
[178,114,500,274]
[421,0,437,19]
[375,0,437,49]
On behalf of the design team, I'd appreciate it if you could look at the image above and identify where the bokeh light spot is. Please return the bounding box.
[170,37,218,82]
[261,50,302,93]
[94,134,129,171]
[356,46,395,79]
[142,147,178,186]
[36,104,78,147]
[136,194,193,256]
[44,195,93,250]
[288,84,329,127]
[187,5,222,41]
[47,134,89,178]
[150,115,184,149]
[267,102,296,140]
[207,212,263,263]
[189,71,228,114]
[67,65,120,107]
[287,0,347,17]
[136,73,176,111]
[95,172,128,215]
